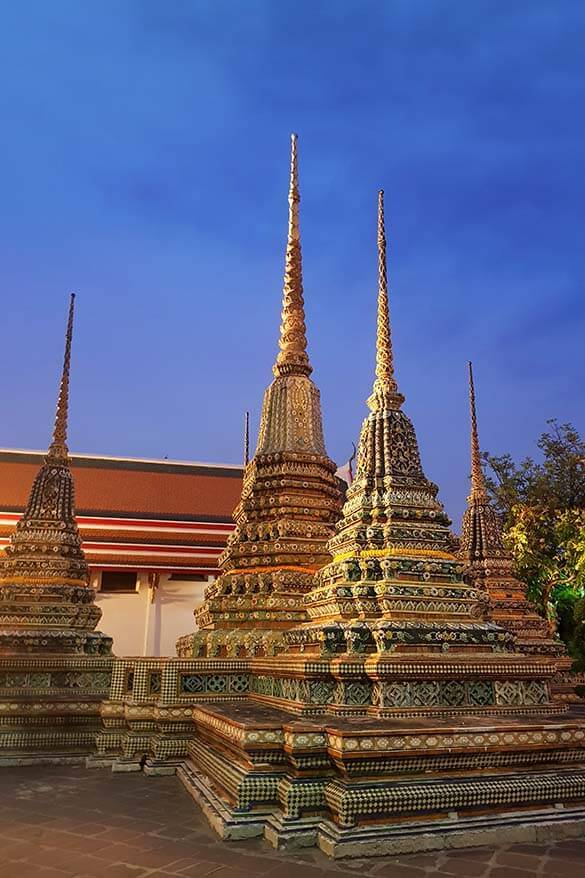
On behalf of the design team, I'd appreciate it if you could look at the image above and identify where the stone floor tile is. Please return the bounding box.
[147,840,215,862]
[160,857,205,875]
[487,868,539,878]
[66,835,114,854]
[439,856,489,876]
[542,855,585,877]
[36,830,87,850]
[93,827,148,844]
[150,825,206,840]
[387,854,442,868]
[144,873,193,878]
[557,839,585,849]
[92,842,149,863]
[82,822,132,836]
[329,860,377,874]
[176,864,233,878]
[43,818,84,832]
[15,812,55,826]
[443,848,495,861]
[172,831,219,847]
[371,863,427,877]
[68,854,121,877]
[123,820,165,834]
[259,867,329,878]
[0,863,49,878]
[1,822,45,841]
[244,863,320,878]
[546,848,585,862]
[503,843,550,856]
[195,849,279,873]
[547,848,585,875]
[493,851,545,871]
[38,869,79,878]
[88,866,150,878]
[0,841,30,861]
[2,767,585,878]
[120,848,192,870]
[16,847,71,870]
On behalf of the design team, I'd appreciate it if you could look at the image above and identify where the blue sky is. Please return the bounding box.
[1,2,584,526]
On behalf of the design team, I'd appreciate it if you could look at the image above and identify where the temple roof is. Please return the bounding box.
[0,449,243,522]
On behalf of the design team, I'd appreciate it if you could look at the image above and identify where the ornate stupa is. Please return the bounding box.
[176,135,343,658]
[294,191,509,658]
[459,362,568,661]
[96,177,585,855]
[0,295,113,765]
[0,294,112,657]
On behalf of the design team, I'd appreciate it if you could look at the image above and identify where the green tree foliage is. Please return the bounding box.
[482,420,585,665]
[483,420,585,521]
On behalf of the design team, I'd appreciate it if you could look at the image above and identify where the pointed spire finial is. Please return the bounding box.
[273,133,312,378]
[367,190,404,411]
[48,293,76,460]
[243,411,250,466]
[468,361,488,501]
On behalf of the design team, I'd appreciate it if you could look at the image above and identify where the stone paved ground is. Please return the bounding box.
[0,767,584,878]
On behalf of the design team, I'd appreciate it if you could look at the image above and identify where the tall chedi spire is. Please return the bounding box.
[49,292,75,460]
[294,192,517,670]
[254,134,326,456]
[459,363,567,661]
[177,135,342,659]
[274,133,311,379]
[0,295,112,656]
[366,190,404,413]
[467,361,488,501]
[243,411,250,467]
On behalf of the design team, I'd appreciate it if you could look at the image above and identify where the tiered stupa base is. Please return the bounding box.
[0,648,113,766]
[181,701,585,857]
[91,651,585,856]
[0,568,113,765]
[0,574,114,766]
[0,589,113,766]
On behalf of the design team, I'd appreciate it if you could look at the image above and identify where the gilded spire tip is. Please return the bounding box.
[273,133,312,378]
[48,293,76,461]
[367,189,404,411]
[468,360,488,501]
[243,411,250,466]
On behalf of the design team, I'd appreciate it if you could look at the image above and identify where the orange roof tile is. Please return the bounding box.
[0,451,243,521]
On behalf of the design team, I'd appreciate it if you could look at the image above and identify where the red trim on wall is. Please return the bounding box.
[83,543,221,554]
[0,510,235,532]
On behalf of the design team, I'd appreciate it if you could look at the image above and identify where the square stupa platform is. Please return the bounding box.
[123,697,585,857]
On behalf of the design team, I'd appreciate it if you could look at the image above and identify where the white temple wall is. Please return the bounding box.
[93,571,209,657]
